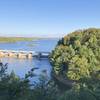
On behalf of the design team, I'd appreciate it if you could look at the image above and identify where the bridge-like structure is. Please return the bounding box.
[0,49,50,59]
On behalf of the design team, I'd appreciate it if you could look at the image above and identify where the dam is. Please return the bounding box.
[0,50,50,59]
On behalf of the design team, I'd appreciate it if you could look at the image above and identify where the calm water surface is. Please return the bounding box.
[0,39,58,80]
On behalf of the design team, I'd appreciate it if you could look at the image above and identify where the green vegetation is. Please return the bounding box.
[0,37,36,43]
[0,37,58,43]
[27,43,37,47]
[0,28,100,100]
[0,63,60,100]
[0,61,100,100]
[50,28,100,80]
[49,28,100,100]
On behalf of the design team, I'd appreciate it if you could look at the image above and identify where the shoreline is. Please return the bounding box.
[0,37,59,43]
[0,37,37,43]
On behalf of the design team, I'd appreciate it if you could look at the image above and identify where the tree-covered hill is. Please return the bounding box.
[50,28,100,80]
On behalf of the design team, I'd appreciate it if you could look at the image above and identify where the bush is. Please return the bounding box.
[0,63,59,100]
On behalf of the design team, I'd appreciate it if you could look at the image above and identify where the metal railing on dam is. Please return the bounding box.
[0,49,50,59]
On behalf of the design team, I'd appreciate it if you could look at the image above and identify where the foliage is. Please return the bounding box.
[59,86,97,100]
[0,63,59,100]
[0,28,100,100]
[0,61,99,100]
[58,73,100,100]
[0,63,31,100]
[50,28,100,80]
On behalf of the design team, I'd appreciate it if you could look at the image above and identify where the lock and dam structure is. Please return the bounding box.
[0,50,50,59]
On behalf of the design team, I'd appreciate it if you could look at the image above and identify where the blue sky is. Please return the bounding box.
[0,0,100,37]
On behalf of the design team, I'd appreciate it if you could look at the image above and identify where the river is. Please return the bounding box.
[0,39,58,80]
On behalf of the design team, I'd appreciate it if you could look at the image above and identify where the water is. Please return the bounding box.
[0,39,58,80]
[0,39,58,52]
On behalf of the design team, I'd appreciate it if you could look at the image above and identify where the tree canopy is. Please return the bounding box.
[50,28,100,80]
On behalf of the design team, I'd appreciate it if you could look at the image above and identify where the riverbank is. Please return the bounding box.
[0,37,59,43]
[0,37,37,43]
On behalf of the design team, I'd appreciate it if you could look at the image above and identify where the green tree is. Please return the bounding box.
[50,28,100,80]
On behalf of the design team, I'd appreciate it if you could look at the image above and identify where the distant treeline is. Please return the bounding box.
[0,37,58,43]
[0,37,36,43]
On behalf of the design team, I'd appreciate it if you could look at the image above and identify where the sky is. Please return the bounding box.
[0,0,100,37]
